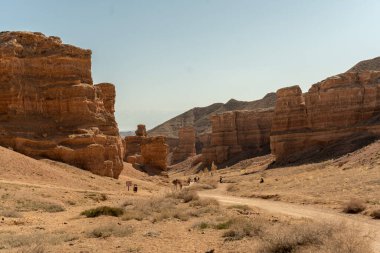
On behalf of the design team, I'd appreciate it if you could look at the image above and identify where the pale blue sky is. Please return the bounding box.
[1,0,380,130]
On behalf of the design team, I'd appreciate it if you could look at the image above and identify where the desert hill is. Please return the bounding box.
[347,56,380,72]
[148,92,276,138]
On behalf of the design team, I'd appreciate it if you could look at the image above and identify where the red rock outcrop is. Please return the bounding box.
[270,71,380,162]
[140,136,168,170]
[124,125,168,170]
[0,31,124,178]
[202,109,273,165]
[135,124,147,137]
[172,127,196,164]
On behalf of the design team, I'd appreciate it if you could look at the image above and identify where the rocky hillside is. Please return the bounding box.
[148,92,276,138]
[347,56,380,72]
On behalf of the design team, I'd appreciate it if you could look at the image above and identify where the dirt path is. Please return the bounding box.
[199,188,380,252]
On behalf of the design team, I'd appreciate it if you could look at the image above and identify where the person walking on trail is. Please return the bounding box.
[133,184,138,193]
[219,176,223,183]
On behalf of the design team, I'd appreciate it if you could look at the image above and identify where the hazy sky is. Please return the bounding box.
[2,0,380,130]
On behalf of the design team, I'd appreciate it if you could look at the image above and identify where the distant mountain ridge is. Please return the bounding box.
[148,92,276,138]
[347,56,380,72]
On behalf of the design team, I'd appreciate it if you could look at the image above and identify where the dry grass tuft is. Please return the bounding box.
[16,198,65,213]
[89,223,134,238]
[222,216,265,241]
[257,222,373,253]
[166,188,200,203]
[343,199,366,214]
[81,206,124,218]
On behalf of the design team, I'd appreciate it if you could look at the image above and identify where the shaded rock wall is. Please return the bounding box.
[270,71,380,162]
[172,127,196,164]
[0,31,124,178]
[202,109,273,165]
[140,136,168,170]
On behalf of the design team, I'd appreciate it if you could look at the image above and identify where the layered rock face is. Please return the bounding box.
[271,71,380,162]
[0,31,124,178]
[124,125,168,170]
[202,109,273,165]
[140,136,168,170]
[172,127,196,164]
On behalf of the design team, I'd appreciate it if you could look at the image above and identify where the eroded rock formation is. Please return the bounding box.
[172,127,196,164]
[270,71,380,162]
[124,125,168,170]
[202,109,273,165]
[0,31,124,178]
[135,124,147,137]
[141,136,168,170]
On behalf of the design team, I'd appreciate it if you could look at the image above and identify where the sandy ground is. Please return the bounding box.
[199,185,380,252]
[0,145,378,252]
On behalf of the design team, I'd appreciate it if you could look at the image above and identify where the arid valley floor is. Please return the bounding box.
[0,142,379,253]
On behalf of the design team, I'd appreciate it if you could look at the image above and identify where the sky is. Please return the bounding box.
[1,0,380,131]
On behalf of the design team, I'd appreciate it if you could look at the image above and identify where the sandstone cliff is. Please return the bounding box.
[0,31,124,178]
[172,127,196,164]
[124,125,168,170]
[271,71,380,163]
[140,136,168,170]
[202,109,273,165]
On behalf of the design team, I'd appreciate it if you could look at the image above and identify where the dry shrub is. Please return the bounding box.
[343,199,366,214]
[370,209,380,219]
[85,193,108,202]
[190,198,219,208]
[257,222,373,253]
[89,223,134,238]
[167,188,199,203]
[222,216,265,241]
[81,206,124,218]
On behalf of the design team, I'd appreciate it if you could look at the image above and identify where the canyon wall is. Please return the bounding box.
[124,125,168,170]
[172,127,196,164]
[202,109,273,165]
[270,71,380,162]
[0,31,124,178]
[140,136,169,170]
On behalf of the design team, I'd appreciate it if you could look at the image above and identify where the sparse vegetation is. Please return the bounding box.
[0,209,22,218]
[16,199,65,213]
[222,217,264,241]
[89,223,134,238]
[257,222,372,253]
[0,231,78,249]
[343,199,366,214]
[81,206,124,218]
[122,189,220,223]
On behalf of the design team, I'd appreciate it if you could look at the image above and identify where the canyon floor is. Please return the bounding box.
[0,145,379,253]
